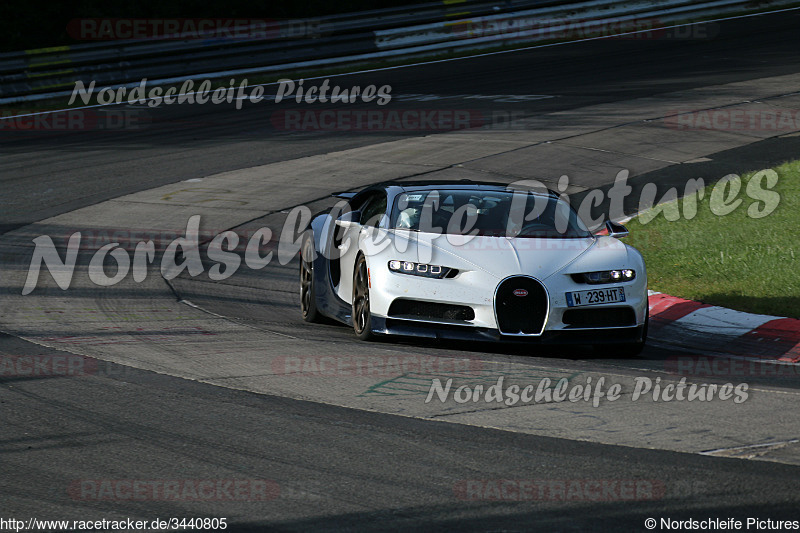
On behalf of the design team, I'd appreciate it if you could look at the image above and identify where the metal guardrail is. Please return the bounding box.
[372,0,782,52]
[0,0,795,103]
[0,0,563,100]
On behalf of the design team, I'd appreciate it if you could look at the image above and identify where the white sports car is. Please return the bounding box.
[300,181,648,354]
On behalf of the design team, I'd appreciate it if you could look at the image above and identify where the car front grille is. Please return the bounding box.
[388,299,475,322]
[494,276,548,335]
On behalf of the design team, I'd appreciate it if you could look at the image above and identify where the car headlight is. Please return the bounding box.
[388,260,458,279]
[571,269,635,284]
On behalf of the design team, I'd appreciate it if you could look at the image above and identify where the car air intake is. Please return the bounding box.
[494,277,548,335]
[388,299,475,321]
[562,307,636,328]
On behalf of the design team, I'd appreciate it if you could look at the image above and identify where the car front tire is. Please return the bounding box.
[352,254,375,341]
[603,309,649,357]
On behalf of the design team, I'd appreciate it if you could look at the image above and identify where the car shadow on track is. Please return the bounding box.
[365,330,641,362]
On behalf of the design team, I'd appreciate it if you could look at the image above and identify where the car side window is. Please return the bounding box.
[360,193,388,228]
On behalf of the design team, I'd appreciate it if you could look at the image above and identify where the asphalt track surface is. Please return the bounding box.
[2,10,800,531]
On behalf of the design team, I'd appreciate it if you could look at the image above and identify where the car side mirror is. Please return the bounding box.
[336,210,362,228]
[332,191,357,200]
[605,220,629,238]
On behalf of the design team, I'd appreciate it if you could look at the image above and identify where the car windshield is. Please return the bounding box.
[390,189,591,238]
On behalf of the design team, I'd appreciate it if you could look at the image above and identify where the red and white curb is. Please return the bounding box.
[648,291,800,363]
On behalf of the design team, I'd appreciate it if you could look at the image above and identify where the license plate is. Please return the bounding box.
[566,287,626,307]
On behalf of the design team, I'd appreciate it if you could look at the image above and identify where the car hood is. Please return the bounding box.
[382,231,626,280]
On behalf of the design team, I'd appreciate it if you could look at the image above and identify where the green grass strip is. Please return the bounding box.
[627,160,800,318]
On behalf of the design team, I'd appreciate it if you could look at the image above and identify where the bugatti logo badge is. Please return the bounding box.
[513,289,528,297]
